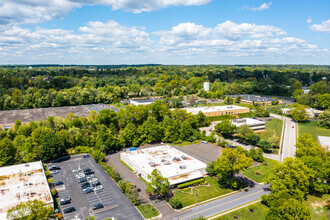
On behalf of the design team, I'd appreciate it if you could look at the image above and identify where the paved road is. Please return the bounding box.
[270,114,296,161]
[171,185,270,220]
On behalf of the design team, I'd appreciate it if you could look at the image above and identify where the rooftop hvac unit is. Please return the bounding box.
[180,165,186,169]
[181,155,187,160]
[172,157,181,161]
[149,162,156,167]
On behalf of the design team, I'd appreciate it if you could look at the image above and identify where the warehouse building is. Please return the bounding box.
[227,95,283,105]
[120,145,207,186]
[211,118,265,131]
[183,105,250,117]
[129,98,163,106]
[0,161,53,219]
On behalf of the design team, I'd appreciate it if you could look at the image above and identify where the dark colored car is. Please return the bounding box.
[92,203,104,210]
[84,171,94,175]
[63,207,75,214]
[60,199,71,205]
[91,181,101,187]
[83,168,91,173]
[78,178,86,183]
[81,183,90,189]
[84,188,93,194]
[53,181,64,186]
[49,166,60,171]
[83,154,90,158]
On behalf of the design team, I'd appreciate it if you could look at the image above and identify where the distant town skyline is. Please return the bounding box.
[0,0,329,64]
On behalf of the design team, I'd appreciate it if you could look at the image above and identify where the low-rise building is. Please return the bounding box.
[211,118,265,131]
[120,145,207,186]
[227,95,283,105]
[306,108,323,118]
[129,98,163,106]
[0,161,53,219]
[183,105,250,117]
[281,108,291,114]
[318,136,330,149]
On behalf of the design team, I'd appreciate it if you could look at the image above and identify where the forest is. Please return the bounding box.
[0,65,329,110]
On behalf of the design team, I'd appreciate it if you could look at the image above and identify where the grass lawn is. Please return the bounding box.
[299,121,330,141]
[137,204,160,219]
[243,158,277,183]
[172,176,233,207]
[174,139,202,146]
[307,194,330,220]
[258,118,283,141]
[216,201,269,220]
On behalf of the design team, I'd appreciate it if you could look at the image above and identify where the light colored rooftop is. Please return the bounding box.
[184,105,249,114]
[0,161,53,217]
[232,118,265,127]
[318,136,330,148]
[120,145,207,185]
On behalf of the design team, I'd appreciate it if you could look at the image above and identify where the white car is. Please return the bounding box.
[86,174,95,179]
[51,170,59,174]
[72,168,81,173]
[76,173,85,178]
[94,185,103,191]
[88,178,98,183]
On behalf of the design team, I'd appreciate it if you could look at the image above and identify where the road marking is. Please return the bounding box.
[93,204,119,214]
[178,190,264,220]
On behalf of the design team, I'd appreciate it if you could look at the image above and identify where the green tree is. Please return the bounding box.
[41,132,66,162]
[318,110,330,128]
[207,148,253,188]
[0,138,16,166]
[290,105,309,122]
[14,119,21,130]
[258,140,272,152]
[7,199,53,220]
[146,169,170,197]
[224,96,233,104]
[215,120,236,137]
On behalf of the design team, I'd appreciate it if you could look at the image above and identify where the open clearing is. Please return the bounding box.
[299,121,330,141]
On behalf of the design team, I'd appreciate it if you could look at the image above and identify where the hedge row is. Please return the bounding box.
[177,178,205,189]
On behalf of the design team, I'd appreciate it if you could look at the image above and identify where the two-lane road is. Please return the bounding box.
[270,114,296,162]
[171,185,270,220]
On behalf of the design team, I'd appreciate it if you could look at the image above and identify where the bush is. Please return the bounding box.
[177,178,205,189]
[45,171,51,177]
[51,189,57,196]
[169,197,183,209]
[48,179,53,184]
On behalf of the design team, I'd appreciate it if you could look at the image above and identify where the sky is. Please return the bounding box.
[0,0,330,65]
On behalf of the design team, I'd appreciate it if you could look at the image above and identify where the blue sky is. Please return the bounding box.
[0,0,329,64]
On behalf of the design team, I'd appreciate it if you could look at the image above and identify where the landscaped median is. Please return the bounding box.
[136,204,161,219]
[242,158,277,183]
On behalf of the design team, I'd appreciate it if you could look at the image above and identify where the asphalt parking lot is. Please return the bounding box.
[49,155,143,220]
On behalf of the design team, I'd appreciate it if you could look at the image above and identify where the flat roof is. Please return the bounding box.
[130,98,162,103]
[318,136,330,148]
[232,118,265,127]
[120,145,207,185]
[227,94,280,102]
[183,105,249,114]
[0,161,53,218]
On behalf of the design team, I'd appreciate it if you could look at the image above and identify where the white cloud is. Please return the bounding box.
[310,19,330,33]
[307,16,313,24]
[241,2,272,11]
[0,0,211,26]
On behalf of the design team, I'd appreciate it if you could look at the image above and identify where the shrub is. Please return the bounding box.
[169,197,183,209]
[48,179,53,184]
[177,178,205,189]
[51,189,57,196]
[45,171,51,177]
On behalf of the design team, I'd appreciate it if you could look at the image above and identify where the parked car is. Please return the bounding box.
[86,174,95,179]
[84,171,94,175]
[91,181,101,187]
[81,183,90,189]
[92,203,104,210]
[49,166,60,171]
[292,126,294,128]
[201,140,208,144]
[84,188,93,194]
[48,164,56,169]
[88,178,98,183]
[76,173,85,179]
[83,187,92,192]
[60,198,71,205]
[83,168,92,173]
[82,154,90,158]
[72,168,81,173]
[51,170,59,174]
[94,185,103,191]
[78,178,86,183]
[60,196,71,201]
[63,207,75,214]
[53,181,64,186]
[123,179,131,183]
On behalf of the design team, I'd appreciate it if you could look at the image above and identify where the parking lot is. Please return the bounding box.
[49,155,143,220]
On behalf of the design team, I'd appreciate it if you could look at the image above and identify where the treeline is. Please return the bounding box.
[0,101,213,166]
[0,65,329,110]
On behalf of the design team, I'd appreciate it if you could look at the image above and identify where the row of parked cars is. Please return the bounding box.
[75,168,104,210]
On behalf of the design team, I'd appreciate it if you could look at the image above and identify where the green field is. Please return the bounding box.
[299,121,330,141]
[243,158,277,183]
[258,118,283,141]
[307,194,330,220]
[216,202,269,220]
[172,176,233,207]
[137,204,160,219]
